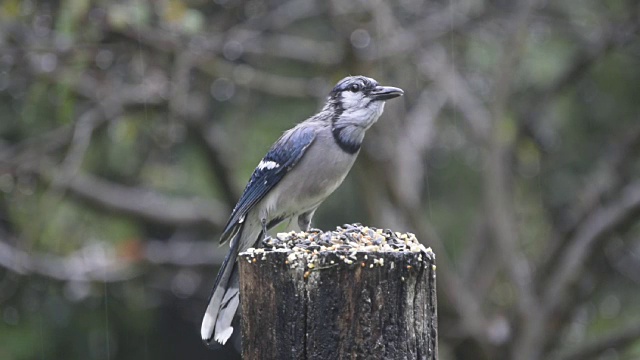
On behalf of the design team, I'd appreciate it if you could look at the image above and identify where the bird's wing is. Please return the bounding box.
[219,124,317,244]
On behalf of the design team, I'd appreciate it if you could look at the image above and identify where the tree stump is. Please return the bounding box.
[239,224,437,360]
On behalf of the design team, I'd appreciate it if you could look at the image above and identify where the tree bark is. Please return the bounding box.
[239,240,437,360]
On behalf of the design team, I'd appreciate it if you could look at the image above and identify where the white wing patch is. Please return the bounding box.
[258,160,280,170]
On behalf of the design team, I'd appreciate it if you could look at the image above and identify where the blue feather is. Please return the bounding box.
[219,125,317,244]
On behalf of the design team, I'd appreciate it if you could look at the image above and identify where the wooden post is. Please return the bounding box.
[238,225,437,360]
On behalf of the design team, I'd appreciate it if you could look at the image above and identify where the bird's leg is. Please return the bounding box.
[297,209,317,232]
[261,217,268,241]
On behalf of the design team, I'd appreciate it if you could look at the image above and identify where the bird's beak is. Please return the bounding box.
[370,85,404,101]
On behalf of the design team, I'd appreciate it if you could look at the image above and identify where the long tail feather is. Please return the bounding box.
[202,219,263,348]
[201,225,243,345]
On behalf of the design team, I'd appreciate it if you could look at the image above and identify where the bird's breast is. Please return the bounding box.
[264,136,358,218]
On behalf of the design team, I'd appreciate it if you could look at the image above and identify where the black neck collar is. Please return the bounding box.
[331,125,361,154]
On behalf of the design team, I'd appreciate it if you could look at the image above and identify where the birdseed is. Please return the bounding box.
[240,223,434,270]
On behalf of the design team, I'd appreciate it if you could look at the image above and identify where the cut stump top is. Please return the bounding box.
[239,224,437,360]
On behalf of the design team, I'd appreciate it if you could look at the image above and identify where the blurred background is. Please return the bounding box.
[1,0,639,359]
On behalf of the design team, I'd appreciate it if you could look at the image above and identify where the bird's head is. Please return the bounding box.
[324,75,404,129]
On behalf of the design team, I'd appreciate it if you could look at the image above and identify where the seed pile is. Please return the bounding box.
[241,223,434,271]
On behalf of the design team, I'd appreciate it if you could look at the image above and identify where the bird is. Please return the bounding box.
[201,75,404,350]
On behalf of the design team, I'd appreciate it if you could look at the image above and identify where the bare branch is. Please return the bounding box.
[49,108,103,190]
[0,239,136,282]
[564,124,640,235]
[539,123,640,283]
[242,34,342,65]
[517,16,640,151]
[482,1,541,344]
[186,121,241,208]
[107,23,321,98]
[54,171,228,229]
[605,238,640,285]
[460,219,500,300]
[391,88,446,208]
[371,1,487,60]
[543,181,640,313]
[0,236,225,282]
[29,57,169,108]
[480,2,544,359]
[233,0,322,32]
[418,46,491,141]
[0,124,74,168]
[196,58,315,98]
[516,181,640,360]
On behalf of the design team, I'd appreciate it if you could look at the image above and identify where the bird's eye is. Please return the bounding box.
[349,84,361,92]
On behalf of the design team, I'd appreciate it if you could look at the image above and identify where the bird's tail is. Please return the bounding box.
[202,220,263,349]
[201,225,243,347]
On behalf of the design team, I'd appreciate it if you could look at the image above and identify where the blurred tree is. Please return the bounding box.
[1,0,639,359]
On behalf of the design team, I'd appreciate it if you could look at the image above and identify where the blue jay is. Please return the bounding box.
[201,75,404,348]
